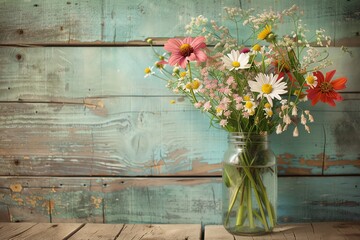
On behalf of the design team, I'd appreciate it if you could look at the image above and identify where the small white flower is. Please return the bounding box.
[301,113,307,125]
[293,126,299,137]
[144,66,154,78]
[291,104,298,116]
[248,73,288,107]
[243,100,257,116]
[305,73,318,88]
[222,50,251,71]
[276,124,283,134]
[283,113,292,125]
[304,124,311,133]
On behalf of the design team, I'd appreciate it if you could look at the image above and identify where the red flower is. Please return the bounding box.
[164,37,207,69]
[306,70,347,106]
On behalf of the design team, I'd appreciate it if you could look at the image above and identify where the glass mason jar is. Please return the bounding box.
[222,132,277,235]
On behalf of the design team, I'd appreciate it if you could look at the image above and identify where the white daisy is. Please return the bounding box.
[243,100,257,116]
[305,73,318,88]
[184,78,202,93]
[222,50,251,71]
[248,73,288,106]
[144,66,154,78]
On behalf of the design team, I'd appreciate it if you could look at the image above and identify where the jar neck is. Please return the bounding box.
[228,132,268,145]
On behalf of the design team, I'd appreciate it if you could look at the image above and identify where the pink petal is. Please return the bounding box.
[195,50,208,62]
[168,54,184,67]
[191,36,207,49]
[164,38,183,53]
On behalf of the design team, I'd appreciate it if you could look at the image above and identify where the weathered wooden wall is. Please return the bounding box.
[0,0,359,225]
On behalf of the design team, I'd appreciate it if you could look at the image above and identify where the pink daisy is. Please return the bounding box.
[164,37,207,69]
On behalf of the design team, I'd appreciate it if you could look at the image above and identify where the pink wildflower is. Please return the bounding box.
[203,101,212,111]
[220,119,228,127]
[164,37,208,69]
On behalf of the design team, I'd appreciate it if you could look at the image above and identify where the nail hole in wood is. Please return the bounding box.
[14,160,20,165]
[17,29,24,35]
[33,4,39,7]
[16,54,22,61]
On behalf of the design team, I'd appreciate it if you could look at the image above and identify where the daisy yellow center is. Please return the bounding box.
[185,82,192,89]
[179,43,194,57]
[232,61,240,68]
[267,110,273,117]
[144,67,151,74]
[264,103,271,109]
[243,95,251,101]
[180,72,187,78]
[320,82,333,93]
[191,80,201,89]
[306,75,315,84]
[245,101,253,109]
[252,44,261,52]
[261,83,273,94]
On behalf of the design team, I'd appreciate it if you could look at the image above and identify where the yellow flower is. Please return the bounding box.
[179,71,187,79]
[252,44,261,52]
[264,103,271,109]
[257,25,272,40]
[243,95,251,101]
[191,79,201,90]
[144,67,152,74]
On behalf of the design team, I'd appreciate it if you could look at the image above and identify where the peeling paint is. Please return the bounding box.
[11,194,24,205]
[9,183,22,193]
[26,196,43,208]
[91,196,102,209]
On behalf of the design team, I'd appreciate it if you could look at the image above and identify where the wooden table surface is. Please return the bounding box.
[205,222,360,240]
[0,222,359,240]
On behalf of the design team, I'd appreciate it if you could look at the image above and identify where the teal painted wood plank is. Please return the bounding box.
[0,176,359,224]
[0,99,226,176]
[0,47,359,101]
[0,96,359,176]
[0,0,358,46]
[0,97,359,176]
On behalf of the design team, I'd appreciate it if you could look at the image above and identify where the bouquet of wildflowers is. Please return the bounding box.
[144,5,347,234]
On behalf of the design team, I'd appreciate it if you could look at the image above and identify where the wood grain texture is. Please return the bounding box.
[0,47,359,101]
[204,222,360,240]
[0,177,359,224]
[0,0,359,46]
[0,223,202,240]
[0,0,359,225]
[8,222,84,240]
[0,96,359,176]
[114,224,201,240]
[0,222,37,239]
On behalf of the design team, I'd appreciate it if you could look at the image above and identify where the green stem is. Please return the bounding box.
[247,178,255,229]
